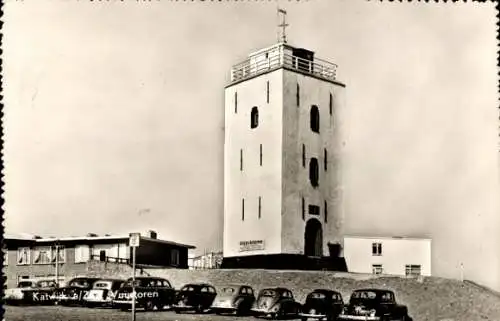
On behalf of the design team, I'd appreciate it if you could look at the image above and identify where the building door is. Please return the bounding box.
[304,218,323,257]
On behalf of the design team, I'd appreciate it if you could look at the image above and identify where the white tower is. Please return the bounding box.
[223,39,346,266]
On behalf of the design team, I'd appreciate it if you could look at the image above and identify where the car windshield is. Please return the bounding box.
[37,280,56,288]
[124,279,145,287]
[352,291,386,300]
[222,287,236,294]
[261,289,277,297]
[94,282,110,289]
[69,279,92,288]
[309,292,326,299]
[181,285,196,292]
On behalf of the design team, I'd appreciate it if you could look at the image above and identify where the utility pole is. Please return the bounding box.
[54,242,60,286]
[129,233,140,321]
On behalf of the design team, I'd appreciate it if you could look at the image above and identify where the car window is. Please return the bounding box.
[94,282,109,289]
[381,293,393,302]
[18,281,35,288]
[261,289,276,297]
[201,287,209,293]
[182,285,195,292]
[353,291,377,299]
[209,287,216,293]
[239,287,247,294]
[247,287,254,295]
[162,280,172,288]
[310,292,326,299]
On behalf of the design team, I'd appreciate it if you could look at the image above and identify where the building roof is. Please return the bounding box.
[4,233,195,249]
[344,235,432,241]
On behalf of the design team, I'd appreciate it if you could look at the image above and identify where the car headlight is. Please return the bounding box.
[270,304,280,312]
[370,309,377,317]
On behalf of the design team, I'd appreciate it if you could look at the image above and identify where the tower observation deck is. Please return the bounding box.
[229,42,338,85]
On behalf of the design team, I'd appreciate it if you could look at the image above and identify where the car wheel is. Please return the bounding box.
[175,309,181,314]
[144,300,154,311]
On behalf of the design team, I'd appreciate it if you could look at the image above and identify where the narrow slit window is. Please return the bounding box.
[296,83,300,107]
[240,149,243,171]
[301,197,305,220]
[260,144,263,166]
[324,201,328,223]
[266,81,270,103]
[329,93,333,115]
[258,196,262,219]
[302,144,306,168]
[324,149,328,171]
[242,198,245,221]
[235,91,238,114]
[310,105,320,133]
[251,107,259,129]
[309,158,319,188]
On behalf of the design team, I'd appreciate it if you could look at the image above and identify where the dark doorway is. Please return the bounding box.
[304,218,323,257]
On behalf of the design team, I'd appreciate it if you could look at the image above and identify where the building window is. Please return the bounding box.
[324,201,328,223]
[329,92,333,115]
[302,197,305,220]
[296,83,300,107]
[240,149,243,171]
[405,265,422,277]
[251,106,259,129]
[308,205,320,215]
[324,149,328,171]
[372,264,383,275]
[372,242,382,256]
[171,249,180,266]
[234,91,238,113]
[242,198,245,221]
[310,105,320,133]
[52,245,65,263]
[309,158,319,188]
[260,144,263,166]
[33,247,52,265]
[17,247,30,265]
[266,81,270,103]
[75,245,90,263]
[302,144,306,168]
[258,196,262,219]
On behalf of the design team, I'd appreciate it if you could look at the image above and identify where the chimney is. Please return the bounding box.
[86,233,98,237]
[147,230,157,239]
[32,235,42,240]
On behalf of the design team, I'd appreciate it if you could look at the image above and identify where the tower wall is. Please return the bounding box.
[223,69,284,258]
[281,70,346,256]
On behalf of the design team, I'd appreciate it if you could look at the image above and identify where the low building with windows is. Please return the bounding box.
[3,231,195,289]
[188,251,223,270]
[343,236,431,277]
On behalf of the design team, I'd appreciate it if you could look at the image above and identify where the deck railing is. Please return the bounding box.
[230,52,337,83]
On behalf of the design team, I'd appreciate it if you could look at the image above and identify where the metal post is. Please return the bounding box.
[55,244,59,286]
[132,246,136,321]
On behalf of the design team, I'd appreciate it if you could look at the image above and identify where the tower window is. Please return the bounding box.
[372,243,382,256]
[302,144,306,168]
[260,144,263,166]
[324,201,328,223]
[329,93,333,115]
[324,149,328,171]
[308,205,320,215]
[251,107,259,129]
[258,196,262,219]
[235,92,238,114]
[296,83,300,107]
[240,149,243,171]
[309,158,319,188]
[242,198,245,221]
[266,81,270,103]
[310,105,320,133]
[301,197,305,220]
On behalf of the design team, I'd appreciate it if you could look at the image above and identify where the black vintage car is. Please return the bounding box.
[211,284,256,315]
[251,287,301,319]
[112,277,176,311]
[299,289,344,321]
[5,280,58,306]
[338,289,413,321]
[56,277,101,306]
[173,283,217,314]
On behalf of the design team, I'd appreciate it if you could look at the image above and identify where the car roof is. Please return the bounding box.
[182,283,214,287]
[94,279,124,282]
[352,289,394,295]
[310,289,341,295]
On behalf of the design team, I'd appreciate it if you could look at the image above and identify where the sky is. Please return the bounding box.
[3,0,499,285]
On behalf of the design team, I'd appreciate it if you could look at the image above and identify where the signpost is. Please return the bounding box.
[129,233,140,321]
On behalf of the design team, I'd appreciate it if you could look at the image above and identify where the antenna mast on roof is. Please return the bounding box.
[277,7,289,44]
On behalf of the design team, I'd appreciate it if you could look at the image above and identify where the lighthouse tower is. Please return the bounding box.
[222,13,346,269]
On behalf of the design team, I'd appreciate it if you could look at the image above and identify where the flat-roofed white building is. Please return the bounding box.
[343,236,432,277]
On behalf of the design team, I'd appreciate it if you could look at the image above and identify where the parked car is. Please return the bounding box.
[211,284,256,315]
[298,289,344,321]
[56,277,101,306]
[251,287,301,319]
[112,277,176,311]
[173,283,217,314]
[338,289,413,321]
[4,279,58,306]
[83,278,125,307]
